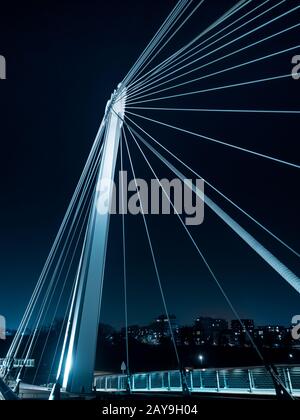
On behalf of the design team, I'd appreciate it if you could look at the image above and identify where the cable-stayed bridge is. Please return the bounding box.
[1,0,300,400]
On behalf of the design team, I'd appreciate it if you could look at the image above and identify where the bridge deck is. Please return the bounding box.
[4,364,299,400]
[95,365,300,397]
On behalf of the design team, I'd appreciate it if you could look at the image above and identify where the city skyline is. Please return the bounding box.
[3,312,297,333]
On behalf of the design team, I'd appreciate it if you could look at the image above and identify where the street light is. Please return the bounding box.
[198,354,204,365]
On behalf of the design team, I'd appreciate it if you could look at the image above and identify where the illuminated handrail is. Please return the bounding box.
[94,365,300,396]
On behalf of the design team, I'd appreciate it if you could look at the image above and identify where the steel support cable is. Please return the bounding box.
[122,19,300,105]
[6,218,72,366]
[127,121,265,358]
[122,0,190,87]
[123,118,300,295]
[126,0,268,98]
[126,0,289,99]
[128,74,294,106]
[127,107,300,115]
[126,111,300,170]
[129,23,300,103]
[126,44,299,103]
[54,234,89,384]
[11,140,104,365]
[122,127,181,368]
[124,115,299,258]
[115,0,254,106]
[126,0,252,93]
[4,180,102,381]
[141,74,290,107]
[121,0,185,86]
[4,122,106,368]
[127,121,292,396]
[13,144,104,375]
[125,0,192,86]
[128,0,206,87]
[126,0,278,98]
[25,145,104,376]
[32,191,95,385]
[16,194,94,381]
[17,143,103,363]
[46,276,77,386]
[120,131,130,379]
[129,4,300,104]
[53,144,110,386]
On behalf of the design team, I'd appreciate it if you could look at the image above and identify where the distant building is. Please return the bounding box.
[123,316,180,345]
[121,325,158,345]
[152,315,180,344]
[194,317,228,345]
[254,325,288,348]
[231,319,254,333]
[218,329,235,347]
[231,319,255,347]
[179,326,194,346]
[117,317,293,350]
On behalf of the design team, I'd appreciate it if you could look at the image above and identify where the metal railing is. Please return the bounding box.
[0,358,35,368]
[94,365,300,396]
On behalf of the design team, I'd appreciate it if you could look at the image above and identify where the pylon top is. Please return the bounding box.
[105,84,127,122]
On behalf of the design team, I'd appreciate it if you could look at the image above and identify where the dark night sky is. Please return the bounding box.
[0,0,299,331]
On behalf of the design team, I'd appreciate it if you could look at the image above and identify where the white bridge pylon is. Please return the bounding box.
[56,86,127,394]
